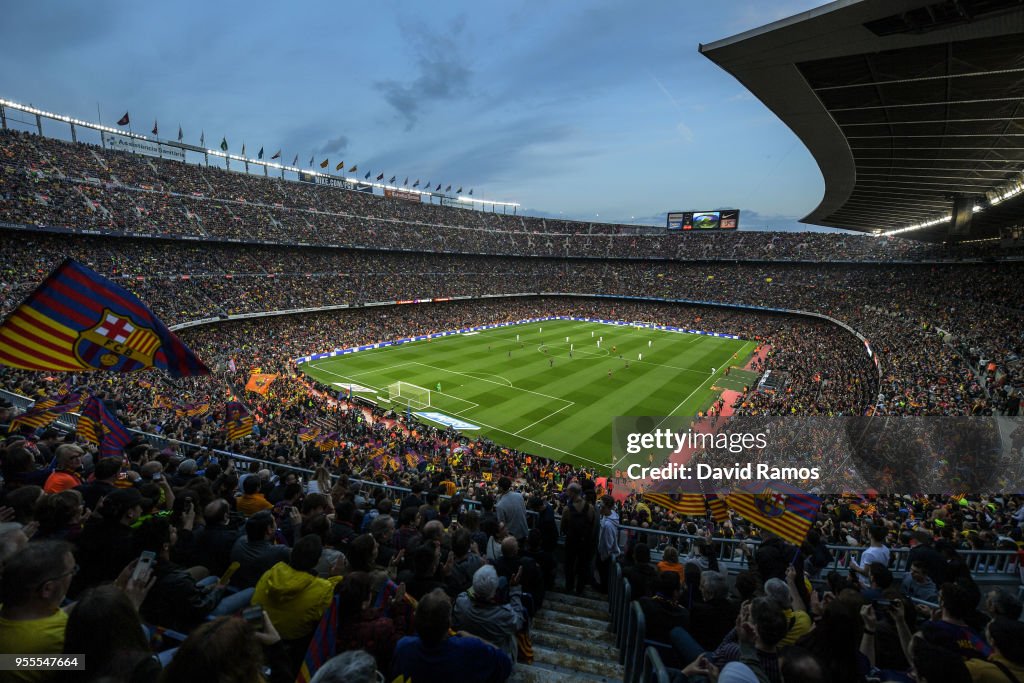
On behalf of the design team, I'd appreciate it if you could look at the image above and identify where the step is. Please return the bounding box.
[533,645,625,680]
[532,610,613,632]
[531,629,619,660]
[531,617,615,643]
[537,598,609,621]
[511,661,619,683]
[544,590,611,613]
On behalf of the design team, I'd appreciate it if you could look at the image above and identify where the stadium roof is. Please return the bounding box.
[701,0,1024,242]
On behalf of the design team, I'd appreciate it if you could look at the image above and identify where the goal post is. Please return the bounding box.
[388,381,431,409]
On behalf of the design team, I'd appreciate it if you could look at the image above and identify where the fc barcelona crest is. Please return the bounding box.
[74,309,160,372]
[754,489,786,518]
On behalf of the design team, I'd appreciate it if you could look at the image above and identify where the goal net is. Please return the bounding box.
[388,381,431,409]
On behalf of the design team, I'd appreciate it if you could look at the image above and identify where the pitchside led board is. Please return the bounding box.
[667,209,740,231]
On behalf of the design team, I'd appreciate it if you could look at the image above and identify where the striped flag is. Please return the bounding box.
[706,492,730,522]
[725,481,821,545]
[226,415,254,441]
[0,259,209,377]
[643,492,707,517]
[77,396,132,458]
[295,595,339,682]
[10,393,84,432]
[297,426,321,442]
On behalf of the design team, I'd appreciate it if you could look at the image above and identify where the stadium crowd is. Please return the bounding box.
[3,128,1022,262]
[2,127,1024,682]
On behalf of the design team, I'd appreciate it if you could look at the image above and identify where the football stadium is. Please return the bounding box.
[1,1,1024,682]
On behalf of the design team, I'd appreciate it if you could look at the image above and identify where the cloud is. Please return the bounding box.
[318,135,349,156]
[374,16,473,130]
[676,121,694,144]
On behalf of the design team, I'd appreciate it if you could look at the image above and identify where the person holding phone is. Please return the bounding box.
[134,516,255,632]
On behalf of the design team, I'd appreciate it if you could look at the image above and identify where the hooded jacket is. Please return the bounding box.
[252,562,342,640]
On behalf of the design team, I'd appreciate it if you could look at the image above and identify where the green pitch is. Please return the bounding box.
[299,319,755,471]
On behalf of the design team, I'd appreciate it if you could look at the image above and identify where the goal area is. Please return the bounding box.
[388,381,431,409]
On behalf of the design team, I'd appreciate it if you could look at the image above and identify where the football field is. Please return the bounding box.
[299,319,756,470]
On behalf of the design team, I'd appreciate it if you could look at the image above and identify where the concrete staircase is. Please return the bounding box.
[511,589,623,682]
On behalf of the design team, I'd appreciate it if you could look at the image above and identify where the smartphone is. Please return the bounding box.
[219,561,240,585]
[133,551,156,581]
[242,605,264,629]
[152,472,163,481]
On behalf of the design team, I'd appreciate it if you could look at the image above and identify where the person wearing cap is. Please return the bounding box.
[169,458,198,488]
[74,487,149,595]
[43,445,85,495]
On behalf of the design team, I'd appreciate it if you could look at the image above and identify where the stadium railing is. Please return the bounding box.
[2,387,1020,587]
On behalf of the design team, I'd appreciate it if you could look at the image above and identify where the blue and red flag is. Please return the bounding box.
[0,259,209,377]
[295,594,338,683]
[77,396,133,459]
[725,480,822,545]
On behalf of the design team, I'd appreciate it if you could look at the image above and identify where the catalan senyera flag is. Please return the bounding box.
[0,259,210,377]
[643,492,707,517]
[725,481,822,546]
[174,401,210,418]
[245,373,279,396]
[77,396,132,459]
[706,492,730,523]
[316,431,340,451]
[152,395,173,410]
[298,426,321,442]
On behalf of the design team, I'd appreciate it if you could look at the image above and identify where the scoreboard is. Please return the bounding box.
[667,209,740,231]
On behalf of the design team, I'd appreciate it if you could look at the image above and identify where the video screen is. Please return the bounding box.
[666,209,739,230]
[691,211,721,230]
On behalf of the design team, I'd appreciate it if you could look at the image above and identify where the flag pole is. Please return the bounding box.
[97,103,106,149]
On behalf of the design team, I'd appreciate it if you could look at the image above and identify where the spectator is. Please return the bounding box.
[0,540,76,680]
[158,613,286,683]
[494,476,528,543]
[560,482,595,595]
[309,650,378,683]
[964,618,1024,682]
[252,534,343,646]
[62,584,161,683]
[622,543,658,600]
[901,560,939,602]
[230,510,291,589]
[42,444,85,494]
[453,564,527,664]
[75,488,148,593]
[391,588,512,683]
[334,571,408,673]
[596,494,621,594]
[639,571,689,646]
[688,570,739,652]
[237,475,273,517]
[135,516,253,632]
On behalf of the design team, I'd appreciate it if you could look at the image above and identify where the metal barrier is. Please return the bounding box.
[3,388,1021,586]
[623,601,646,683]
[640,647,671,683]
[618,523,1021,584]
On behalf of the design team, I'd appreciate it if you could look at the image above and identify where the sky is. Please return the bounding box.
[0,0,850,231]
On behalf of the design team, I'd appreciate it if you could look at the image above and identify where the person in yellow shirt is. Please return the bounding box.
[965,618,1024,683]
[252,535,345,645]
[0,540,76,683]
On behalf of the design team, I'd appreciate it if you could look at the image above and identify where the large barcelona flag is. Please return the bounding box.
[0,259,209,377]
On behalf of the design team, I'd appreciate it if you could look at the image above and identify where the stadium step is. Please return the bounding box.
[518,589,623,682]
